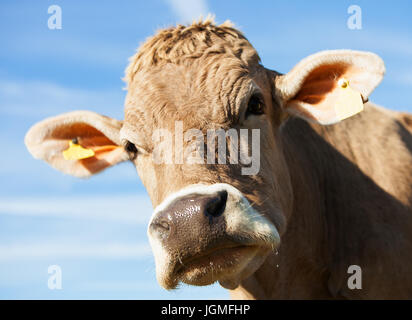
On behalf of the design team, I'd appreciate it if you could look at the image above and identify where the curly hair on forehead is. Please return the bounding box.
[124,17,261,87]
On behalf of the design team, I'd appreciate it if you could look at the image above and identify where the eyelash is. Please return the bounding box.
[245,94,265,119]
[123,96,264,153]
[124,141,138,159]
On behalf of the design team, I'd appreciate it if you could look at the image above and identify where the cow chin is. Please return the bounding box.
[180,245,272,290]
[148,183,281,290]
[153,238,275,291]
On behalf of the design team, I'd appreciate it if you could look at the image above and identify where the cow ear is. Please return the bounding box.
[25,111,130,178]
[275,50,385,125]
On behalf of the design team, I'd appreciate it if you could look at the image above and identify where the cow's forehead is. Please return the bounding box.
[126,59,254,119]
[121,19,265,147]
[124,19,260,90]
[122,61,270,154]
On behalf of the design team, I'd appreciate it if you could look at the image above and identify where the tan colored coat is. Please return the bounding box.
[24,19,412,299]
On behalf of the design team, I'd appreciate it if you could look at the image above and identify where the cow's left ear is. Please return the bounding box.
[275,50,385,125]
[25,111,130,178]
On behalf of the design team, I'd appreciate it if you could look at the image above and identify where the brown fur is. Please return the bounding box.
[25,20,412,299]
[232,105,412,299]
[124,21,412,299]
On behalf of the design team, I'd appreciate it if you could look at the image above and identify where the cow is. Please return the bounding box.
[24,19,412,299]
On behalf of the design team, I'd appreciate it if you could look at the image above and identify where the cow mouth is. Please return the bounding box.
[171,244,260,287]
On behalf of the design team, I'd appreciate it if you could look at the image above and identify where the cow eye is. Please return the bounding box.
[124,141,138,159]
[246,95,264,118]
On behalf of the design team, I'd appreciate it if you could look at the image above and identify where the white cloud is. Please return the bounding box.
[0,79,125,119]
[0,242,152,260]
[0,196,154,261]
[165,0,209,23]
[254,20,412,63]
[394,72,412,86]
[4,32,132,67]
[75,281,157,292]
[0,194,153,224]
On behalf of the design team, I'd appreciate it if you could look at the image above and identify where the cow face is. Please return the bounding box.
[25,21,384,290]
[121,47,292,289]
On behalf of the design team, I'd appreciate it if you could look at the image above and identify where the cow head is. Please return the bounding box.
[25,20,384,290]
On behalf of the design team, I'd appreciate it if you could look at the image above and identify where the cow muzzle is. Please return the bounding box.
[147,183,280,290]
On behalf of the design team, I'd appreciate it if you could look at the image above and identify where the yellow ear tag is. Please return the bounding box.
[63,139,95,160]
[335,78,364,121]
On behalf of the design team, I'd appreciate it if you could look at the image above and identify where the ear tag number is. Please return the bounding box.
[63,138,95,160]
[335,78,364,121]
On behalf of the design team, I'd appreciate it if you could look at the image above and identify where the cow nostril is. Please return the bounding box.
[151,219,170,234]
[205,190,228,218]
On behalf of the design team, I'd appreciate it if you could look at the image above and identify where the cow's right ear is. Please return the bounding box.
[275,50,385,125]
[25,111,130,178]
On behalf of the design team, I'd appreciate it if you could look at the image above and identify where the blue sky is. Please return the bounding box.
[0,0,411,299]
